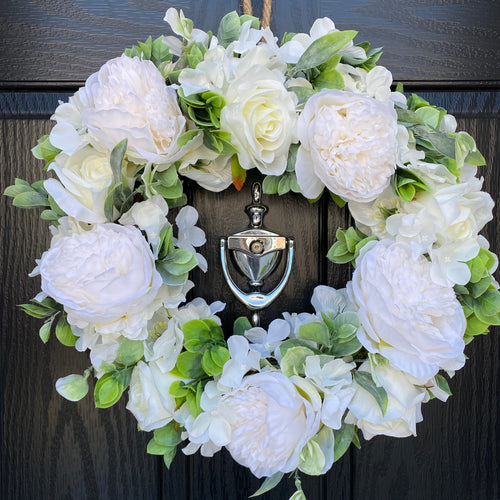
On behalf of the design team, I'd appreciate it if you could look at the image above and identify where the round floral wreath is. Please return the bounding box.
[6,8,500,499]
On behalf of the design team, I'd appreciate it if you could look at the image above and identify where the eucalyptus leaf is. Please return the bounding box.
[117,338,144,366]
[233,316,252,336]
[154,421,183,447]
[333,423,355,462]
[353,370,388,415]
[294,30,357,73]
[55,315,77,347]
[298,322,330,346]
[249,471,284,498]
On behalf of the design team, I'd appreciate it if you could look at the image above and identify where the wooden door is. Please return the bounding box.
[1,1,499,499]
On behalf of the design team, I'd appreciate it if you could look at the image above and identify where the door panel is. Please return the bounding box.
[1,2,498,499]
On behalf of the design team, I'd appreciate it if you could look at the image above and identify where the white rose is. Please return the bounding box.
[79,54,198,166]
[345,360,427,440]
[39,223,163,333]
[44,146,114,224]
[220,63,297,176]
[349,239,466,381]
[296,89,398,202]
[218,371,320,478]
[126,360,184,432]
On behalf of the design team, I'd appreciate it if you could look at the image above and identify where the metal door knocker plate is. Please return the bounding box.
[220,182,294,326]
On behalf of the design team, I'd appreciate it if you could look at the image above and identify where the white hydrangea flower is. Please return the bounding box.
[218,336,261,389]
[244,318,290,358]
[304,356,356,429]
[174,206,207,272]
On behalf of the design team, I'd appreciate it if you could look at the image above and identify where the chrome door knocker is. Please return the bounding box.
[220,182,294,326]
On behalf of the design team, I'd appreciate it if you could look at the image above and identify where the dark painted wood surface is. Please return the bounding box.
[1,1,499,499]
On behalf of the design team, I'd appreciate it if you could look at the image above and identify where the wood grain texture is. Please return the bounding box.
[0,0,499,85]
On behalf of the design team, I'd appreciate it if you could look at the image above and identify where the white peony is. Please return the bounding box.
[39,223,163,333]
[220,61,298,176]
[127,360,184,432]
[79,54,198,167]
[349,239,466,381]
[296,89,398,202]
[345,359,427,440]
[44,146,114,224]
[218,371,320,478]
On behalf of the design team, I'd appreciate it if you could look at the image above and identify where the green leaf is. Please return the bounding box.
[279,338,322,356]
[177,129,200,148]
[353,370,388,415]
[333,423,355,462]
[163,446,177,468]
[209,345,230,368]
[329,337,362,357]
[330,192,347,208]
[277,174,291,195]
[39,319,53,343]
[217,11,242,48]
[31,134,61,162]
[55,315,77,347]
[169,381,190,398]
[233,316,252,336]
[12,190,49,209]
[94,373,124,408]
[434,374,452,396]
[175,351,204,379]
[182,319,212,344]
[117,338,144,366]
[249,471,284,498]
[202,349,223,376]
[314,68,344,90]
[154,421,183,447]
[298,322,330,346]
[109,139,128,184]
[281,346,315,377]
[262,175,280,195]
[204,319,225,341]
[294,31,357,73]
[147,439,170,456]
[19,302,53,319]
[288,86,316,105]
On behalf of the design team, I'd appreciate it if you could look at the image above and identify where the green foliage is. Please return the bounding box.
[298,322,330,346]
[291,30,358,75]
[140,164,187,209]
[333,422,355,462]
[94,364,133,408]
[327,227,377,265]
[124,35,173,77]
[55,315,78,347]
[250,472,284,498]
[262,146,301,195]
[435,373,452,397]
[156,225,198,286]
[353,370,388,415]
[4,178,52,210]
[281,346,315,377]
[217,11,259,48]
[392,167,430,202]
[31,134,61,166]
[342,42,383,70]
[397,99,486,178]
[117,339,144,366]
[455,248,500,344]
[19,297,64,344]
[233,316,252,336]
[173,319,229,379]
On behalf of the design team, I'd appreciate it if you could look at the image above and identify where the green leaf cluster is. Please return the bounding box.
[280,311,362,361]
[147,420,183,468]
[94,362,134,408]
[341,41,383,70]
[156,225,198,285]
[177,88,236,155]
[455,248,500,344]
[31,134,61,167]
[217,11,260,48]
[169,379,205,418]
[124,36,173,78]
[327,227,377,265]
[18,297,78,346]
[397,97,486,178]
[176,319,230,378]
[233,316,252,336]
[391,167,430,202]
[140,164,187,209]
[262,145,301,195]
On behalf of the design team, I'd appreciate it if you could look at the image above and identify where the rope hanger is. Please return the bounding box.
[242,0,273,29]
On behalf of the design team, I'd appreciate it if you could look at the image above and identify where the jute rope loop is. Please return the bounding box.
[243,0,272,29]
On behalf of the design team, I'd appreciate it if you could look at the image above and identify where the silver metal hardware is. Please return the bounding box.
[220,182,294,326]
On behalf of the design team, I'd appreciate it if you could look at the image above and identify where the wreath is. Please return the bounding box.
[5,7,499,499]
